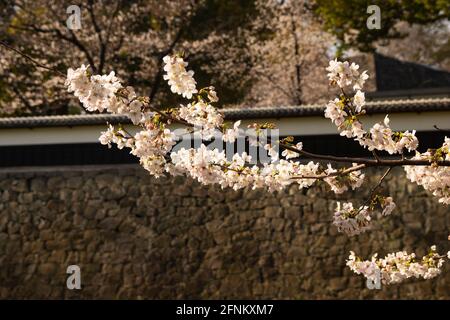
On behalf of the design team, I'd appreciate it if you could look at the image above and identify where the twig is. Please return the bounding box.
[372,150,381,162]
[434,125,449,132]
[277,142,450,167]
[4,39,449,168]
[135,104,450,168]
[291,164,366,180]
[143,103,191,127]
[357,167,393,212]
[0,40,66,77]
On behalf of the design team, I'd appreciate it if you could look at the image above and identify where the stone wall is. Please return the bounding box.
[0,164,449,299]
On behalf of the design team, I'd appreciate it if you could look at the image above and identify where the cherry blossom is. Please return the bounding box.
[324,163,365,194]
[264,144,280,163]
[381,197,396,216]
[347,246,449,285]
[179,101,224,138]
[163,55,198,99]
[333,195,396,236]
[326,59,368,91]
[333,202,372,237]
[222,121,242,143]
[64,54,450,286]
[324,59,421,156]
[281,142,303,160]
[353,90,365,113]
[404,137,450,204]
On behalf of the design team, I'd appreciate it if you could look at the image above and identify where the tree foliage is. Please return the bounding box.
[313,0,450,53]
[0,0,260,116]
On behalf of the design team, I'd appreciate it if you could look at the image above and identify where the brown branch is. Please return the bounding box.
[87,0,106,73]
[0,41,66,77]
[291,164,366,180]
[9,23,97,70]
[11,84,32,110]
[103,0,123,65]
[36,4,98,71]
[134,103,450,168]
[278,142,450,167]
[289,12,302,105]
[4,38,449,169]
[356,167,393,213]
[369,167,392,198]
[372,150,381,162]
[143,103,191,127]
[66,28,97,72]
[149,26,185,102]
[253,69,292,98]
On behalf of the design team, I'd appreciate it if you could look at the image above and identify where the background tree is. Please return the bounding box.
[377,20,450,71]
[313,0,450,53]
[0,0,259,116]
[2,0,449,116]
[243,0,335,107]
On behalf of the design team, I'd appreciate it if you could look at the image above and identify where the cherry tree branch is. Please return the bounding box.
[291,163,366,180]
[0,41,65,77]
[357,167,393,213]
[2,42,450,168]
[277,142,450,167]
[370,167,393,196]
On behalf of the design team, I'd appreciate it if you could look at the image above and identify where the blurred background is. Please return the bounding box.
[0,0,449,116]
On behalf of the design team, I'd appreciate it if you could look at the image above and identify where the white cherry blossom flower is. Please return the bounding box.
[404,137,450,204]
[163,55,197,99]
[222,120,241,143]
[66,55,450,287]
[353,90,365,113]
[98,124,116,148]
[281,142,303,159]
[381,197,396,216]
[347,247,449,285]
[333,202,372,236]
[264,143,279,163]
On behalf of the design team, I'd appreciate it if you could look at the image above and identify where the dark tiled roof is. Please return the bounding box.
[1,97,450,129]
[375,53,450,91]
[0,114,129,128]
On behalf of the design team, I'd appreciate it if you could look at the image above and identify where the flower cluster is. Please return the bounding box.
[178,101,224,138]
[98,124,131,149]
[131,127,176,158]
[325,60,419,155]
[404,137,450,204]
[66,66,150,125]
[66,64,179,177]
[347,246,450,285]
[324,163,365,194]
[222,120,242,143]
[281,142,303,159]
[326,59,368,91]
[325,101,419,155]
[333,202,371,236]
[333,196,396,236]
[66,65,121,113]
[163,55,198,99]
[363,116,418,154]
[66,54,450,286]
[170,144,322,192]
